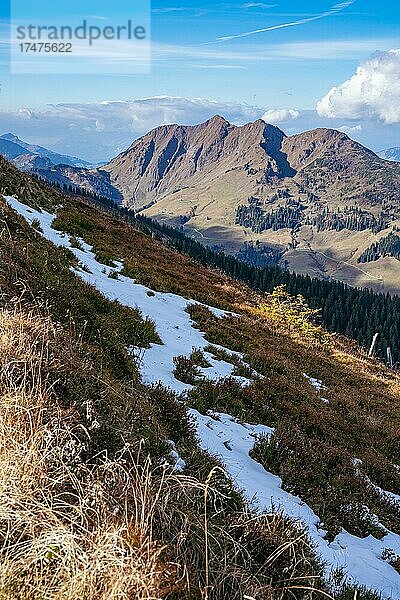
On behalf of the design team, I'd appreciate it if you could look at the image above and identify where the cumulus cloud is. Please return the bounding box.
[45,96,263,132]
[261,108,300,124]
[317,49,400,124]
[338,124,363,133]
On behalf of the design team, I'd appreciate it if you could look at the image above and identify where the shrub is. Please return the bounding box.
[173,354,202,385]
[70,235,84,250]
[259,285,331,344]
[31,217,43,232]
[94,247,117,267]
[250,424,392,541]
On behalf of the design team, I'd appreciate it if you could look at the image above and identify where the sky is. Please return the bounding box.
[0,0,399,162]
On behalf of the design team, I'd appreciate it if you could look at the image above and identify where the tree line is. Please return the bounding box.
[235,197,388,235]
[137,213,400,364]
[31,176,400,364]
[358,231,400,263]
[307,206,387,234]
[235,198,303,232]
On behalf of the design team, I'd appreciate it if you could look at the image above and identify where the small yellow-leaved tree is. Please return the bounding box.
[259,285,331,344]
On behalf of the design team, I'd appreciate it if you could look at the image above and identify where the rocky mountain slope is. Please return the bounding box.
[102,116,400,294]
[33,162,123,203]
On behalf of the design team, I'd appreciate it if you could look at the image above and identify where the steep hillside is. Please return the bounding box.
[102,116,294,204]
[33,163,123,203]
[102,117,400,294]
[1,157,400,598]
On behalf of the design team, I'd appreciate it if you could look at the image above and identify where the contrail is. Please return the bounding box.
[211,0,356,43]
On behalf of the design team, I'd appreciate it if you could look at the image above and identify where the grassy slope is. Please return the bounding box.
[0,156,398,597]
[0,159,334,598]
[42,191,400,562]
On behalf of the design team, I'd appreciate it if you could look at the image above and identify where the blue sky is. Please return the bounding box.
[0,0,399,161]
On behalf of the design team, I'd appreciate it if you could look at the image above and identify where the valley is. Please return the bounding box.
[5,117,400,293]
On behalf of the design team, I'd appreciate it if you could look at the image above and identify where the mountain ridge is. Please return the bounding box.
[99,116,400,294]
[5,118,400,293]
[0,132,91,168]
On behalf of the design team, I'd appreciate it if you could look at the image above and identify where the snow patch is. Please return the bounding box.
[5,196,251,394]
[303,373,327,392]
[167,440,186,473]
[192,409,400,599]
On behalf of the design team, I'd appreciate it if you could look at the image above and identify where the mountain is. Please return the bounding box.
[102,116,400,294]
[0,133,122,203]
[0,137,35,161]
[33,163,123,203]
[378,147,400,162]
[0,133,92,167]
[1,155,400,599]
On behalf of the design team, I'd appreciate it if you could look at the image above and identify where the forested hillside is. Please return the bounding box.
[29,170,400,365]
[137,215,400,364]
[359,232,400,263]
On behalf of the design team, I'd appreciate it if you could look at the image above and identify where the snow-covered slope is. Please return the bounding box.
[5,195,400,599]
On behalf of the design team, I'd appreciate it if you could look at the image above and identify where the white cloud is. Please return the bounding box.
[261,108,300,124]
[338,124,363,133]
[266,39,395,60]
[2,96,400,164]
[152,7,189,13]
[241,3,277,8]
[317,49,400,124]
[46,97,263,132]
[213,0,355,42]
[0,97,265,162]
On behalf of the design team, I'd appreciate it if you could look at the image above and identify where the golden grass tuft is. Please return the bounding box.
[0,306,181,600]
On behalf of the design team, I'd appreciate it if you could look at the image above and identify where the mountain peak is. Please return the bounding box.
[1,133,21,143]
[205,114,230,126]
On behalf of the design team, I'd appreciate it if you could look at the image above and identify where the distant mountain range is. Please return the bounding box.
[0,133,123,204]
[378,147,400,162]
[0,133,91,168]
[5,119,400,293]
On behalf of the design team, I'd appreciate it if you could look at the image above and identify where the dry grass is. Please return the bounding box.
[0,305,339,600]
[0,306,181,600]
[50,202,255,312]
[0,174,384,598]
